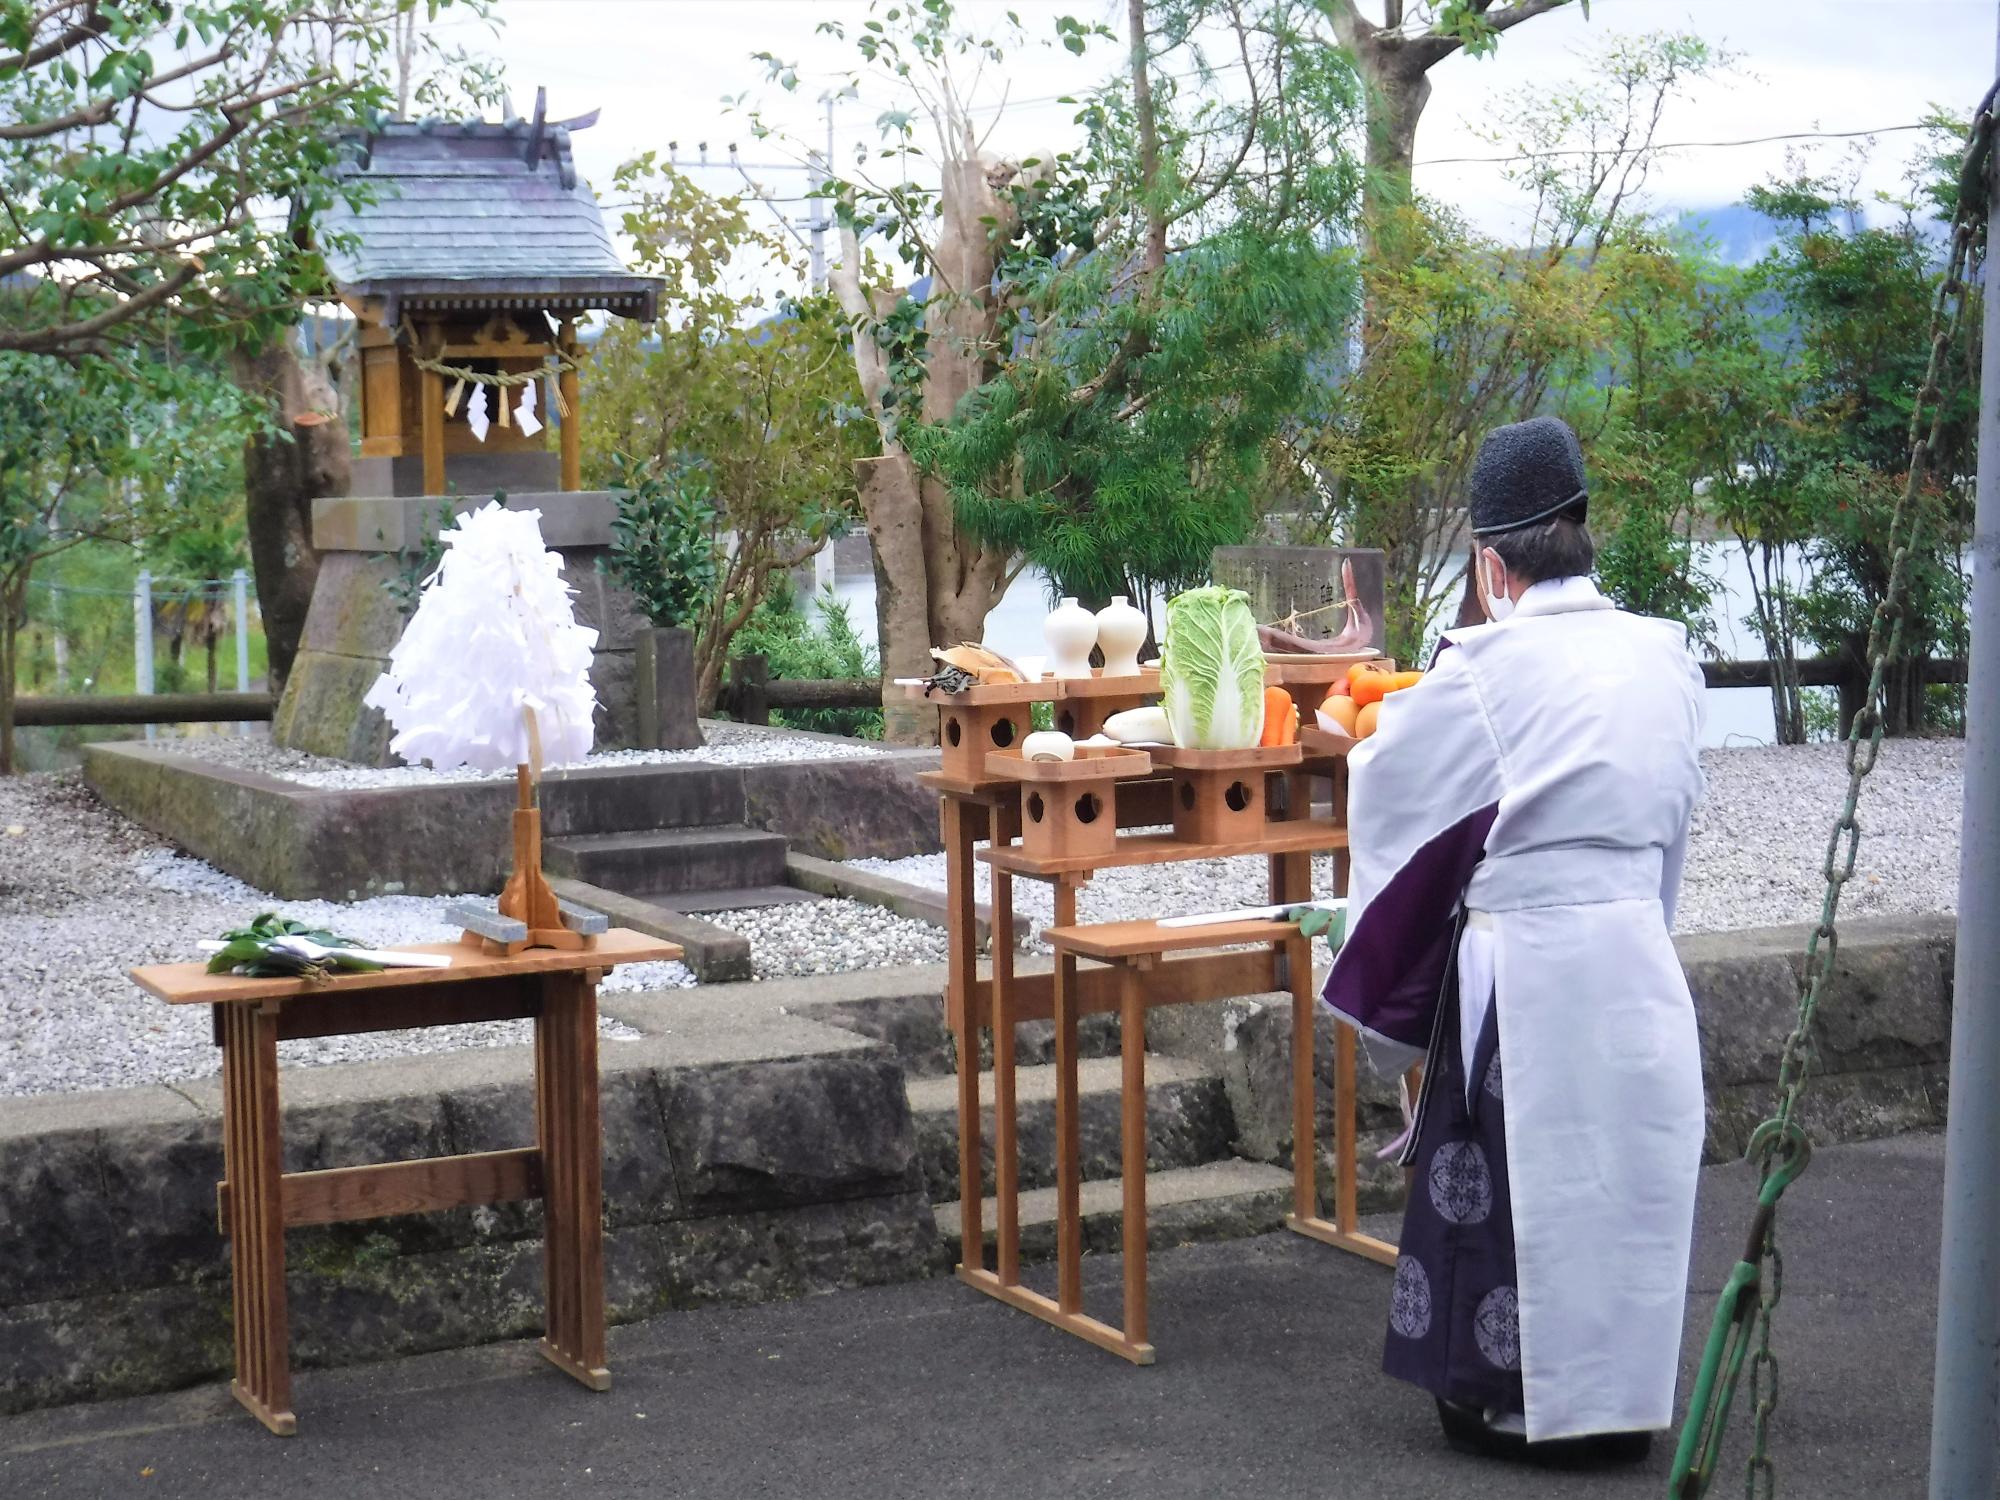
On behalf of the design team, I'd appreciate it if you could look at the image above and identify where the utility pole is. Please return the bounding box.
[807,94,835,294]
[1929,11,2000,1494]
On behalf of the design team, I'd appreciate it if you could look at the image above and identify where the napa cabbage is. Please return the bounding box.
[1159,586,1266,749]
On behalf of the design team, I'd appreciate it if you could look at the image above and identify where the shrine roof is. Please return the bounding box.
[320,117,659,322]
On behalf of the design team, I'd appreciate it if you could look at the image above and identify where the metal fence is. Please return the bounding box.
[16,570,266,734]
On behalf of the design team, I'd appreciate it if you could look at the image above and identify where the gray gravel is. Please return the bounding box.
[0,739,1963,1099]
[0,772,685,1100]
[150,722,884,790]
[708,900,948,978]
[849,741,1967,938]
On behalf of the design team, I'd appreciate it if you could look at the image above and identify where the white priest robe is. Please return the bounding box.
[1321,575,1707,1442]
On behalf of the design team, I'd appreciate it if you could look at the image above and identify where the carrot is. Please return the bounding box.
[1261,686,1297,746]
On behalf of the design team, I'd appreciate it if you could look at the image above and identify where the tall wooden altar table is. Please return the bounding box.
[129,927,680,1435]
[909,664,1397,1363]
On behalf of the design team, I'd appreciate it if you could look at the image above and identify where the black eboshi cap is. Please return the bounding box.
[1468,416,1590,537]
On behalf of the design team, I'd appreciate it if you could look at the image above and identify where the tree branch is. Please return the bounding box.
[0,95,115,141]
[1483,0,1574,36]
[0,1,108,77]
[0,262,199,354]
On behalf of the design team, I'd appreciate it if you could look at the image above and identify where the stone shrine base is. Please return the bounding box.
[275,491,648,765]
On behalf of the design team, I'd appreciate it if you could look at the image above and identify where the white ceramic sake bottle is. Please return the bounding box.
[1095,595,1146,676]
[1044,596,1099,679]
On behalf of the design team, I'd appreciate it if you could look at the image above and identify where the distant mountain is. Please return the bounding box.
[1671,203,1784,266]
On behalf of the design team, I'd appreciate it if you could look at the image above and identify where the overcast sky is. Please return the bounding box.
[441,0,1993,290]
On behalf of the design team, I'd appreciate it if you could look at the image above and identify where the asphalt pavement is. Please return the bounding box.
[0,1133,1946,1500]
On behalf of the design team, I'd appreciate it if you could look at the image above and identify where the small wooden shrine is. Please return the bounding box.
[317,92,660,498]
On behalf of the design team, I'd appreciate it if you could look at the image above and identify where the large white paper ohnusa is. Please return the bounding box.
[364,501,599,772]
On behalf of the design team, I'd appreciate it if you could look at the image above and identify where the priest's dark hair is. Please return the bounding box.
[1486,514,1596,584]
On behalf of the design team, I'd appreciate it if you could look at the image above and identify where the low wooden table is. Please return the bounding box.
[129,928,681,1436]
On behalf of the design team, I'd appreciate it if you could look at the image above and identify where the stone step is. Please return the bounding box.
[541,763,747,836]
[545,825,789,896]
[934,1157,1295,1265]
[907,1055,1234,1202]
[663,885,820,914]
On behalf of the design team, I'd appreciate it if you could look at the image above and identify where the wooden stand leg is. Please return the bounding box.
[536,970,610,1391]
[1052,879,1083,1315]
[944,798,985,1273]
[1284,932,1397,1267]
[1289,932,1317,1223]
[1119,962,1153,1357]
[221,1002,295,1436]
[992,866,1021,1286]
[1334,1022,1361,1233]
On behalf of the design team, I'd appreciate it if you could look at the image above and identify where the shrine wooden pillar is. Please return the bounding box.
[558,318,581,493]
[420,328,446,497]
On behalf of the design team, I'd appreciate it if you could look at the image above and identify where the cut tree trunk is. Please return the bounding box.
[860,454,938,745]
[229,339,350,694]
[0,581,18,775]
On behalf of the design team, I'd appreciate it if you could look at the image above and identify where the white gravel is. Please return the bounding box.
[151,722,884,790]
[847,741,1967,939]
[707,900,948,978]
[0,739,1963,1099]
[0,773,690,1100]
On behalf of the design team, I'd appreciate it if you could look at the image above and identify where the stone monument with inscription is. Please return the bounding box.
[1211,546,1388,656]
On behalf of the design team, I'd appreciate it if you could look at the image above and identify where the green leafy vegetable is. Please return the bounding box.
[206,913,383,983]
[1159,587,1267,749]
[1295,907,1347,947]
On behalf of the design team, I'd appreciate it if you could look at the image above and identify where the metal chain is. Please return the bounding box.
[1669,88,1996,1500]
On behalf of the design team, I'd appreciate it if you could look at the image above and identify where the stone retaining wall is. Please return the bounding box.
[1153,913,1954,1206]
[83,740,944,901]
[0,994,937,1416]
[0,914,1955,1417]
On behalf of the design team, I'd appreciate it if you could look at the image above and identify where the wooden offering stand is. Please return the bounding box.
[129,927,681,1434]
[909,661,1397,1367]
[460,765,606,957]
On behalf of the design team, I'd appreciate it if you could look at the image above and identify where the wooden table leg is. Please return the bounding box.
[992,864,1021,1286]
[221,1001,295,1436]
[1288,930,1317,1224]
[1119,961,1153,1357]
[943,796,986,1274]
[1284,932,1398,1267]
[536,969,610,1391]
[1052,878,1083,1316]
[1333,1020,1361,1234]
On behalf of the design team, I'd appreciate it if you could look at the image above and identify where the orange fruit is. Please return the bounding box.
[1356,701,1381,739]
[1322,696,1361,736]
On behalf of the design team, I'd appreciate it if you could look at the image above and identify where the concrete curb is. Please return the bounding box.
[546,876,751,982]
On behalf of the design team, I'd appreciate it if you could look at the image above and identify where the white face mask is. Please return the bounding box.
[1481,549,1514,622]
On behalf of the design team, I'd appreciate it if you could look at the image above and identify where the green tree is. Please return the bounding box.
[0,0,493,360]
[909,0,1363,638]
[0,347,256,770]
[1741,164,1977,735]
[2,0,498,692]
[583,159,872,711]
[1300,31,1724,659]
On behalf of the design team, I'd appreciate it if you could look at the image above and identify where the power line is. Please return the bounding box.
[1415,121,1935,166]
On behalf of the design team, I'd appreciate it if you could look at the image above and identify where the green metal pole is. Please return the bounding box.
[1929,16,2000,1492]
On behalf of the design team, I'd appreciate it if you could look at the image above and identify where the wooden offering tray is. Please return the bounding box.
[1148,743,1303,846]
[984,744,1155,782]
[987,745,1155,862]
[1048,668,1159,738]
[1298,723,1359,761]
